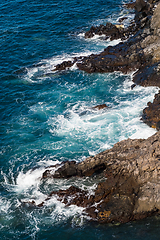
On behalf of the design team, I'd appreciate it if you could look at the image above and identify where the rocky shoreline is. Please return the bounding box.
[40,130,160,223]
[26,0,160,224]
[54,0,160,129]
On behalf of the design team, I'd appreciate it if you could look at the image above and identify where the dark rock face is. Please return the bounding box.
[84,22,127,41]
[54,0,160,83]
[39,131,160,223]
[134,0,152,25]
[92,104,108,110]
[54,60,74,71]
[42,159,106,179]
[42,161,77,179]
[142,91,160,130]
[133,62,160,87]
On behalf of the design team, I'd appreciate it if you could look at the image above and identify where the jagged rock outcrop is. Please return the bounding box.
[133,1,160,86]
[53,0,160,128]
[92,104,109,110]
[84,22,132,41]
[77,0,160,75]
[54,0,160,86]
[142,91,160,130]
[38,131,160,223]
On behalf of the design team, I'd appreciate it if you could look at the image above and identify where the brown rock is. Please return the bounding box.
[92,104,109,110]
[53,60,74,71]
[84,22,125,41]
[150,1,160,36]
[141,91,160,130]
[133,62,160,87]
[39,131,160,223]
[124,2,136,9]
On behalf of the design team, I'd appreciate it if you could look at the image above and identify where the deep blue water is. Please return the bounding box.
[0,0,160,239]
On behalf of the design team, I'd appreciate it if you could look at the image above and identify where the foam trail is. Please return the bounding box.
[22,35,122,83]
[22,50,98,83]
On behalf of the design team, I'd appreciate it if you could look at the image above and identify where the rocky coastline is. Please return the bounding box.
[26,0,160,224]
[41,131,160,223]
[54,0,160,129]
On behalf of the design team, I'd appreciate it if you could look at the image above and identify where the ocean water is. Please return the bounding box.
[0,0,160,239]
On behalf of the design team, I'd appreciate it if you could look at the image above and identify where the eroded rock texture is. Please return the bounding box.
[39,131,160,223]
[142,91,160,130]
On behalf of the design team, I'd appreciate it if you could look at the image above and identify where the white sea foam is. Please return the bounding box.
[22,49,100,83]
[0,162,94,227]
[16,168,45,192]
[45,196,84,225]
[46,71,159,155]
[22,33,122,84]
[0,197,11,214]
[78,31,122,48]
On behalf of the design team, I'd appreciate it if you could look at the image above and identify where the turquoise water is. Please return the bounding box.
[0,0,160,239]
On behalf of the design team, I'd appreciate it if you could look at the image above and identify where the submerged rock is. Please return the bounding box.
[53,60,74,71]
[92,104,109,110]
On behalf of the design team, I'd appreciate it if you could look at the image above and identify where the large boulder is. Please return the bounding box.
[142,91,160,130]
[133,62,160,87]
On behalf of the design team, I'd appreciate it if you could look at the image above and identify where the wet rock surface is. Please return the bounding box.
[142,91,160,130]
[37,131,160,223]
[92,104,109,110]
[54,1,160,81]
[76,37,147,73]
[84,22,127,41]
